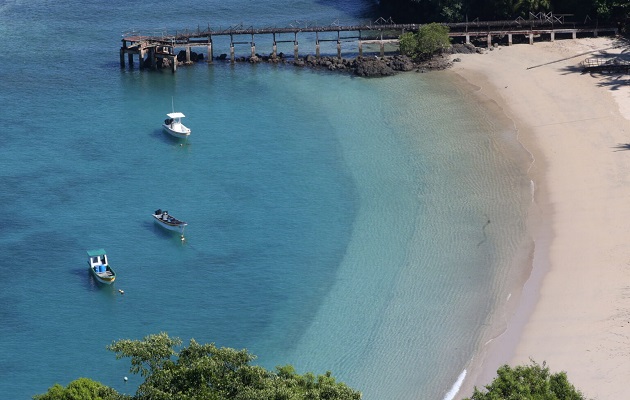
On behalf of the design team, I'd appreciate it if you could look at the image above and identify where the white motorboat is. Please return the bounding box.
[162,112,191,139]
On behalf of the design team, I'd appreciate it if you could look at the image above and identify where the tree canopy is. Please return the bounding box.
[399,23,451,60]
[33,377,124,400]
[34,332,362,400]
[377,0,629,24]
[464,360,587,400]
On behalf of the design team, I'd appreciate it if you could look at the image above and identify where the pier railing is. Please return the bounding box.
[120,15,618,73]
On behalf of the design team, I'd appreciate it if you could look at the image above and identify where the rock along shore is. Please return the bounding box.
[164,43,485,77]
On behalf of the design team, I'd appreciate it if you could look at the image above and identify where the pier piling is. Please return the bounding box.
[119,19,617,73]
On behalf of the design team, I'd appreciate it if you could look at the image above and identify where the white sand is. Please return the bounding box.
[450,37,630,399]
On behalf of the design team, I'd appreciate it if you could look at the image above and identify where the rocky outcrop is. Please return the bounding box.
[176,50,204,63]
[448,43,485,55]
[202,45,484,77]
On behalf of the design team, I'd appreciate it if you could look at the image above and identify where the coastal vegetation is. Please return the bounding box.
[377,0,629,24]
[464,361,587,399]
[33,332,361,400]
[399,23,451,60]
[34,341,589,400]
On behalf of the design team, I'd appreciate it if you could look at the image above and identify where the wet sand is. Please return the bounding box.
[451,37,630,399]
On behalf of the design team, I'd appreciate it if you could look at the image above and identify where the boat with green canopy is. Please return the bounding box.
[86,249,116,285]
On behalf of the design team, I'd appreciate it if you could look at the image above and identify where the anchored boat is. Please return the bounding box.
[87,249,116,285]
[153,209,187,240]
[162,112,191,139]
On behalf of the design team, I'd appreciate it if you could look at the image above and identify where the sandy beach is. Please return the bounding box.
[450,36,630,399]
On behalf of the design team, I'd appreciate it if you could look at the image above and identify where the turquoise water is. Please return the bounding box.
[0,1,532,399]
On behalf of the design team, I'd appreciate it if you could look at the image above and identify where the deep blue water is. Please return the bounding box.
[0,1,532,399]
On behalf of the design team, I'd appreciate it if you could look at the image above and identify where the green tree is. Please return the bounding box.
[464,361,587,400]
[35,333,361,400]
[108,332,362,400]
[399,23,451,61]
[399,32,420,59]
[33,377,126,400]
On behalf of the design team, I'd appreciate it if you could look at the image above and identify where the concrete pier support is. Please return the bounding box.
[337,41,341,59]
[172,58,177,73]
[358,41,362,57]
[465,34,470,44]
[272,43,277,58]
[128,53,134,68]
[148,49,154,69]
[380,41,384,57]
[185,47,191,63]
[487,34,491,48]
[251,43,256,58]
[508,33,512,45]
[315,42,320,58]
[294,42,298,59]
[572,31,577,39]
[230,44,235,63]
[551,31,555,41]
[594,29,598,37]
[207,40,213,63]
[529,33,534,44]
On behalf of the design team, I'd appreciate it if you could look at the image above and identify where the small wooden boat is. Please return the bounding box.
[162,112,191,139]
[152,209,188,236]
[87,249,116,285]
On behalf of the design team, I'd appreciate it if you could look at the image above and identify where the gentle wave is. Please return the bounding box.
[443,369,467,400]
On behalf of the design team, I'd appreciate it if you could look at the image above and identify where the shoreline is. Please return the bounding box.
[449,36,630,399]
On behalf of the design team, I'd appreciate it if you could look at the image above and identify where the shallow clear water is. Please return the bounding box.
[0,1,532,399]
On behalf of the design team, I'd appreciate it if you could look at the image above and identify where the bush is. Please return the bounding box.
[399,23,450,60]
[465,360,587,400]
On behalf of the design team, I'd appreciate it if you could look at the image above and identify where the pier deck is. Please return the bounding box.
[120,16,618,73]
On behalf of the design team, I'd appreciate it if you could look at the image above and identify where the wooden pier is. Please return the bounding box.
[120,16,618,73]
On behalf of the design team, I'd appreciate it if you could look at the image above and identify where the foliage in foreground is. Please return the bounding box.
[34,332,361,400]
[33,377,126,400]
[399,23,451,61]
[464,360,587,400]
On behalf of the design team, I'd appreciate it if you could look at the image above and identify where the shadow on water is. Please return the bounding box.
[314,0,380,20]
[143,220,184,241]
[149,128,190,147]
[141,220,245,269]
[70,267,118,296]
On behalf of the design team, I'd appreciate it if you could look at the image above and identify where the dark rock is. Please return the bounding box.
[415,55,452,71]
[388,55,415,71]
[354,56,395,77]
[449,43,479,54]
[176,50,201,62]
